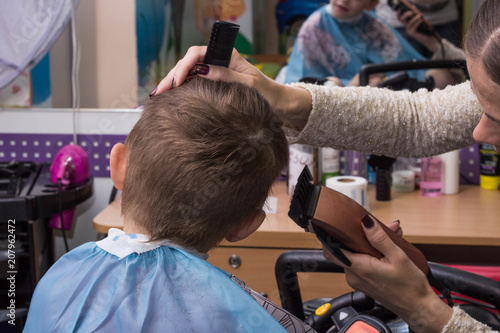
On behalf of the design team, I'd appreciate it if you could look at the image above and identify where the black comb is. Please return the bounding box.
[288,166,321,230]
[204,21,240,67]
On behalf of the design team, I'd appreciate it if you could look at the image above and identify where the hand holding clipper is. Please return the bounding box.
[289,166,453,306]
[288,166,428,273]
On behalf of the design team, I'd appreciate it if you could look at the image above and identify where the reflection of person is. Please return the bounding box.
[154,0,500,330]
[285,0,424,86]
[375,0,462,58]
[284,0,456,89]
[24,77,314,332]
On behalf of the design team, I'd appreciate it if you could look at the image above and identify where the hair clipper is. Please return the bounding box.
[388,0,435,36]
[204,21,240,67]
[289,166,454,306]
[288,166,429,273]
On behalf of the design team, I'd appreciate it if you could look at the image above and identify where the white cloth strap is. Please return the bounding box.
[96,228,208,260]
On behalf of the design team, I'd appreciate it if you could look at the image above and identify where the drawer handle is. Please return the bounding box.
[228,254,241,268]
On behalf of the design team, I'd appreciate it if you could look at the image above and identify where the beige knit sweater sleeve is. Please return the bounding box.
[287,81,483,158]
[442,307,499,333]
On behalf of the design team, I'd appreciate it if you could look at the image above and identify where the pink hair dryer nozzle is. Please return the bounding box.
[49,145,90,230]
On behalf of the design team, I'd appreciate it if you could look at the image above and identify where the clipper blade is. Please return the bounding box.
[288,166,321,230]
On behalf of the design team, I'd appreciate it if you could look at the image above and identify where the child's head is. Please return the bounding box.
[330,0,379,20]
[110,76,289,252]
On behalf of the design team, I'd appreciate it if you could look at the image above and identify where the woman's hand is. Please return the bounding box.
[153,46,312,129]
[154,46,265,94]
[323,216,453,333]
[398,11,441,54]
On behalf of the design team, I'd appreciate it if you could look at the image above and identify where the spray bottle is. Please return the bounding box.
[479,143,500,190]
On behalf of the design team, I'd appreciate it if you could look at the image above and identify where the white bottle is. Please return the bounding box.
[319,147,340,185]
[288,144,317,198]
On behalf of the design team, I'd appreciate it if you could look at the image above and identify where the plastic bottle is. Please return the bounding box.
[420,157,443,197]
[288,144,317,197]
[409,158,421,189]
[392,158,415,192]
[366,163,376,185]
[479,143,500,190]
[319,147,340,185]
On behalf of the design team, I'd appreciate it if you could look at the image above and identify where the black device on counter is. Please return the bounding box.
[203,21,240,67]
[388,0,435,36]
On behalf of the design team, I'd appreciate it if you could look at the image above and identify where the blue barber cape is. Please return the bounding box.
[23,229,292,332]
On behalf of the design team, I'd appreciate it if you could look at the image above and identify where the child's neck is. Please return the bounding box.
[326,4,364,24]
[123,218,149,236]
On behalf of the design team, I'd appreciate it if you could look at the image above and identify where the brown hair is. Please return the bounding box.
[121,76,288,252]
[464,0,500,86]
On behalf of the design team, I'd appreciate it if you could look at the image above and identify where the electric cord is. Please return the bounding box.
[70,0,80,145]
[439,295,497,311]
[57,178,70,253]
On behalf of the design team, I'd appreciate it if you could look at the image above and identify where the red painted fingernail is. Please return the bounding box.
[194,64,210,75]
[361,215,375,229]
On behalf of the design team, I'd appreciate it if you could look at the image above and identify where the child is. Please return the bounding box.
[23,77,310,332]
[284,0,452,88]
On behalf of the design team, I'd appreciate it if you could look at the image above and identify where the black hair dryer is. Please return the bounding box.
[368,155,396,201]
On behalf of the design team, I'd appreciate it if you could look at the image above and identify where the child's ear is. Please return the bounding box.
[110,143,128,191]
[225,210,266,242]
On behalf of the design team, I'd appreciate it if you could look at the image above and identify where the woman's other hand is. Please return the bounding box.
[398,11,441,54]
[322,216,452,333]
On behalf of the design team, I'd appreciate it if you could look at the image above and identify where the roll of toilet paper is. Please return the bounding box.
[326,176,369,211]
[438,150,460,194]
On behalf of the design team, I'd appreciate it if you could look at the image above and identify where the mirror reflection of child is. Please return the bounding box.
[285,0,454,88]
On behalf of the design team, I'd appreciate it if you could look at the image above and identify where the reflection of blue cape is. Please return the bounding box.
[24,229,288,332]
[285,5,426,85]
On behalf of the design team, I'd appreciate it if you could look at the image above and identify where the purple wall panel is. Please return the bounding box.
[338,145,480,185]
[0,133,127,178]
[460,144,480,185]
[1,132,481,182]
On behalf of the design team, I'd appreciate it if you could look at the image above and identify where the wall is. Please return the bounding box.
[51,0,138,109]
[255,0,280,54]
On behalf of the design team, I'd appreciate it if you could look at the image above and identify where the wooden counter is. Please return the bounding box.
[94,181,500,248]
[93,181,500,305]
